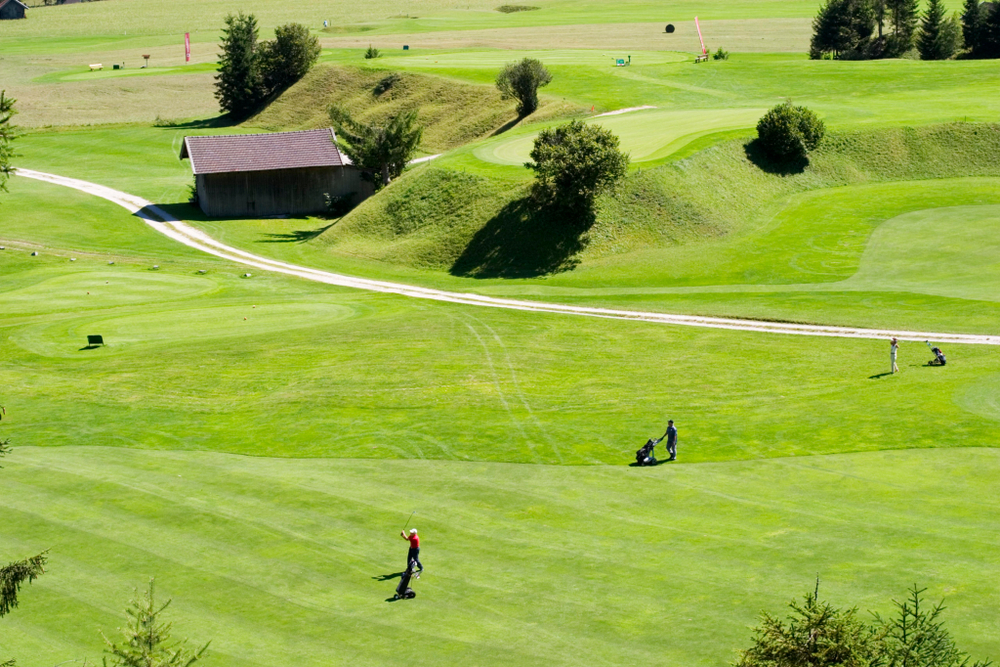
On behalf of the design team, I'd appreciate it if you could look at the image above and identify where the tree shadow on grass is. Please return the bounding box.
[259,222,337,243]
[154,115,240,130]
[450,197,594,279]
[744,138,808,176]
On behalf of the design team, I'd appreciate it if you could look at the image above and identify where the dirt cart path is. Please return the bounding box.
[17,169,1000,346]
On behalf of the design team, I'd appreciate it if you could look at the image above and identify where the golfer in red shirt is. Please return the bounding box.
[401,528,423,577]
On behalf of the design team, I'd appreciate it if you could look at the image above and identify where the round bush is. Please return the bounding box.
[756,102,826,162]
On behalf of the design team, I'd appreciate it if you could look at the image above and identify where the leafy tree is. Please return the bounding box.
[919,0,963,58]
[526,120,629,214]
[756,101,826,162]
[214,12,264,118]
[259,23,321,95]
[735,585,882,667]
[874,586,992,667]
[961,0,985,56]
[329,106,422,188]
[101,579,209,667]
[0,91,18,194]
[495,58,552,117]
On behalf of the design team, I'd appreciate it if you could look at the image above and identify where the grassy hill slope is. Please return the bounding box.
[248,63,580,153]
[309,123,1000,275]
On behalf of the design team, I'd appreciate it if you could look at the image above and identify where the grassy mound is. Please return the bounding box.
[313,123,1000,276]
[248,63,574,154]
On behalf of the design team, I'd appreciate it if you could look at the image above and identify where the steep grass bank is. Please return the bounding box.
[248,63,579,153]
[315,123,1000,274]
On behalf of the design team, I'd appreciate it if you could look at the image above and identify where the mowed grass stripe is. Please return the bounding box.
[2,446,999,666]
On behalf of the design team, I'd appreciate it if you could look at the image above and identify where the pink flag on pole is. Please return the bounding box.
[694,17,706,55]
[185,32,191,62]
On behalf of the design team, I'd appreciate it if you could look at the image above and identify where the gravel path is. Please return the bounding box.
[18,168,1000,346]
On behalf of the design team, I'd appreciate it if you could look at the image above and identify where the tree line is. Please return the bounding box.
[811,0,1000,59]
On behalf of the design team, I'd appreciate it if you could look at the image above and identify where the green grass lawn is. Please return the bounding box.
[3,0,1000,663]
[2,446,999,667]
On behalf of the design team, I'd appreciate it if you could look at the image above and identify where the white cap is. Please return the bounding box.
[409,528,417,534]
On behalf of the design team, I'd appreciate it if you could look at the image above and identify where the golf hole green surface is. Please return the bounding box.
[11,302,360,357]
[473,108,765,166]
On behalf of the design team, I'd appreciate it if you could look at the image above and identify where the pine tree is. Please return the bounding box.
[810,0,875,57]
[0,91,18,194]
[328,107,423,188]
[101,579,209,667]
[982,2,1000,57]
[214,12,264,118]
[886,0,920,53]
[918,0,950,58]
[961,0,984,55]
[1,444,48,667]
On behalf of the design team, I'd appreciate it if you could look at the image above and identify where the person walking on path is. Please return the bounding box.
[666,420,678,461]
[401,528,423,578]
[890,337,900,374]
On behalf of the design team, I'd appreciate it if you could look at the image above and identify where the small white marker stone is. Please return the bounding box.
[31,251,38,256]
[108,261,115,265]
[243,273,252,278]
[70,258,77,261]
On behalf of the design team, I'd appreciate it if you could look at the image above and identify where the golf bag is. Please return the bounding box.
[931,347,946,366]
[394,561,417,600]
[635,441,656,466]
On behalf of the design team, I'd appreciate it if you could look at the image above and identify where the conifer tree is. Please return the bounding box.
[101,579,209,667]
[918,0,961,58]
[886,0,920,53]
[214,12,264,118]
[961,0,984,55]
[1,442,48,667]
[0,91,17,193]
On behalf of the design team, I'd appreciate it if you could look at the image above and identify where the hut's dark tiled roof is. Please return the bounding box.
[0,0,29,10]
[180,129,350,174]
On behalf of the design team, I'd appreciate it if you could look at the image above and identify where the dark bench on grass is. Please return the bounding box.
[87,335,104,347]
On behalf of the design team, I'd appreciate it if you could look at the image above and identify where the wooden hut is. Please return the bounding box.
[179,129,372,218]
[0,0,28,20]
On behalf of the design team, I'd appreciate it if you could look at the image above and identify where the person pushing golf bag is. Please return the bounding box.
[394,560,418,600]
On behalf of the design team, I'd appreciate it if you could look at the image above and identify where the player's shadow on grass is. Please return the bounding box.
[744,139,808,176]
[868,371,894,379]
[373,572,404,582]
[450,198,593,278]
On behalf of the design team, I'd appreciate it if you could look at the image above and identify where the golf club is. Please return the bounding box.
[402,511,416,532]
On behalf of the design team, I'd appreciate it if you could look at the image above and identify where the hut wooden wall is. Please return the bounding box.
[0,2,26,19]
[197,166,372,218]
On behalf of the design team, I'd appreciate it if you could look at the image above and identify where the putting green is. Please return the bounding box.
[472,108,765,166]
[11,302,360,358]
[847,205,1000,301]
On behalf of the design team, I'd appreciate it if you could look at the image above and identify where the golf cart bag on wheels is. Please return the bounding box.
[394,561,417,600]
[635,441,656,466]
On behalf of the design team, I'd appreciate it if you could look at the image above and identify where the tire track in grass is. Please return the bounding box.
[17,169,1000,347]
